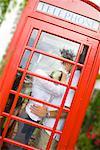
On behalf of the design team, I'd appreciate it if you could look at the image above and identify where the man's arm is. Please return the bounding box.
[30,105,67,118]
[49,110,67,118]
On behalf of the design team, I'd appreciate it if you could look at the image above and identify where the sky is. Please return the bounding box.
[90,0,100,6]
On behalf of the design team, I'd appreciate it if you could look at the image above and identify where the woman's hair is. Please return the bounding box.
[50,70,63,81]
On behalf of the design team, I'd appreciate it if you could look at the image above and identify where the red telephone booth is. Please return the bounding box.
[0,0,100,149]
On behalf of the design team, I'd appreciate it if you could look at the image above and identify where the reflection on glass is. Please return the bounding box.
[12,71,23,91]
[36,32,80,59]
[19,50,31,69]
[79,45,89,64]
[27,29,38,47]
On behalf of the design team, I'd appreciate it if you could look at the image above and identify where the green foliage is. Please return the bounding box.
[77,134,93,150]
[0,0,27,24]
[0,0,10,24]
[77,90,100,150]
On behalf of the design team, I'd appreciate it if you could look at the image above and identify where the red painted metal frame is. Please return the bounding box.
[0,20,99,149]
[0,0,100,149]
[32,0,100,40]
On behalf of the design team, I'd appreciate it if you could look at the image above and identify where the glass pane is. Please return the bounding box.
[5,118,43,148]
[19,50,31,69]
[27,29,38,47]
[36,32,80,60]
[4,94,24,113]
[78,45,89,64]
[4,94,15,113]
[65,89,75,108]
[11,71,23,91]
[34,130,52,149]
[0,116,6,136]
[71,68,81,87]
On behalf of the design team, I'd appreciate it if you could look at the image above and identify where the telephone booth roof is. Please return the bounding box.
[28,0,100,40]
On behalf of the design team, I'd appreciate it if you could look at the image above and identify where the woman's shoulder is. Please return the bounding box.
[34,69,49,77]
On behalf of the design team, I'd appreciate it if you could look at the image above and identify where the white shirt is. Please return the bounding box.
[43,70,81,140]
[26,69,64,121]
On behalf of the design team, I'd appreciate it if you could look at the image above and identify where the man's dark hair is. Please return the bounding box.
[60,49,75,61]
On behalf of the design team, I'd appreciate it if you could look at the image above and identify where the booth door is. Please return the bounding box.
[0,18,99,150]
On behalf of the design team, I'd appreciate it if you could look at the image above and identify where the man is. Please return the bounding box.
[31,49,81,149]
[8,69,65,150]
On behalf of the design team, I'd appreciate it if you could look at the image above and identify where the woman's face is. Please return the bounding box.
[63,62,72,73]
